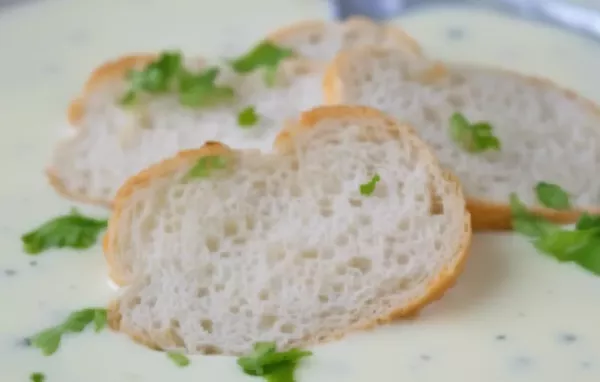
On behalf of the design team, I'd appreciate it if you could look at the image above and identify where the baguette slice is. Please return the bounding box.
[105,105,471,355]
[267,16,421,61]
[48,55,324,206]
[47,20,421,207]
[325,46,600,230]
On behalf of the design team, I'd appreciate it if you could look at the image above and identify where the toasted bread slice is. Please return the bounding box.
[267,16,420,61]
[47,19,421,207]
[48,54,323,206]
[325,46,600,230]
[104,105,471,355]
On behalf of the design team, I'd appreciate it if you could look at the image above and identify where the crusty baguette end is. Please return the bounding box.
[325,46,600,230]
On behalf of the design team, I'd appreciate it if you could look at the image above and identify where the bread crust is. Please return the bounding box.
[267,16,422,56]
[47,54,159,208]
[105,105,472,353]
[324,46,600,231]
[48,19,422,207]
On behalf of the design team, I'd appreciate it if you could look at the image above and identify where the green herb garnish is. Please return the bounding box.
[449,112,500,153]
[178,67,235,108]
[359,174,381,196]
[185,155,228,179]
[230,42,294,86]
[535,182,571,210]
[29,308,108,356]
[238,106,259,127]
[30,372,45,382]
[167,351,190,367]
[120,51,183,105]
[237,342,312,382]
[510,194,600,275]
[21,208,108,255]
[120,53,234,108]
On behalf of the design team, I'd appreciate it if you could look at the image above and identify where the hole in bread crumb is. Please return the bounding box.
[197,345,222,355]
[206,236,220,252]
[348,257,372,274]
[336,264,347,275]
[258,290,269,300]
[259,315,277,329]
[215,284,225,292]
[220,251,231,258]
[233,237,247,245]
[358,215,372,226]
[429,187,444,216]
[197,287,208,298]
[349,198,362,208]
[245,216,256,230]
[167,327,185,347]
[280,323,296,334]
[252,180,267,192]
[224,220,239,236]
[333,283,343,293]
[396,255,409,265]
[447,94,465,108]
[172,188,184,199]
[301,250,318,259]
[146,297,157,308]
[318,294,329,303]
[434,240,442,250]
[422,106,439,123]
[152,320,161,329]
[229,306,240,314]
[201,319,214,333]
[398,220,409,231]
[335,234,349,246]
[309,33,321,44]
[127,296,142,309]
[170,319,180,329]
[320,208,333,217]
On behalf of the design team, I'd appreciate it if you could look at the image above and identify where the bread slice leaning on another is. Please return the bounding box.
[47,19,422,207]
[267,16,421,61]
[324,46,600,230]
[47,54,323,207]
[104,105,472,355]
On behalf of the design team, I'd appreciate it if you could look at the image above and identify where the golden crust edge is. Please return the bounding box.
[107,105,473,354]
[267,16,421,56]
[104,141,232,286]
[323,45,600,230]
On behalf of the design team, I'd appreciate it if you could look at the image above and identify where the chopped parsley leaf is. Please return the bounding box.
[238,106,259,127]
[449,112,500,153]
[535,182,571,210]
[120,53,234,108]
[510,193,600,275]
[167,351,190,367]
[230,42,294,86]
[359,174,381,196]
[29,308,108,356]
[237,342,312,382]
[120,51,182,105]
[30,372,45,382]
[21,208,108,255]
[185,155,229,179]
